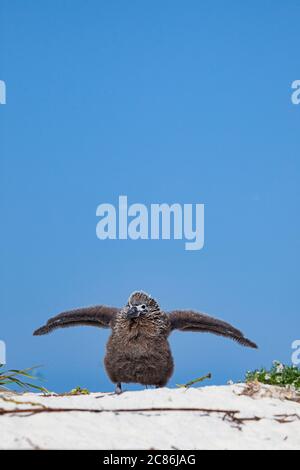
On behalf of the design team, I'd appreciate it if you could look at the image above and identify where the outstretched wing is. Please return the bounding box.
[168,310,257,349]
[33,305,119,336]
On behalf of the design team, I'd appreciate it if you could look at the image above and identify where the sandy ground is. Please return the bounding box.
[0,383,299,450]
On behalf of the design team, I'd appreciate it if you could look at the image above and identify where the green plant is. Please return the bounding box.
[68,386,90,395]
[0,364,48,393]
[176,373,212,388]
[245,361,300,390]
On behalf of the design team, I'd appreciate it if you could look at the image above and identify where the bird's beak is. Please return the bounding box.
[127,306,140,319]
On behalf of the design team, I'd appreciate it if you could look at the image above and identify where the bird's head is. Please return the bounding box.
[125,291,160,320]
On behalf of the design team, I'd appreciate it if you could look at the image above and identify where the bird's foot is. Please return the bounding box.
[115,382,122,395]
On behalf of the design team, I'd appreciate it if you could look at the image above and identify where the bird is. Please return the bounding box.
[33,291,258,394]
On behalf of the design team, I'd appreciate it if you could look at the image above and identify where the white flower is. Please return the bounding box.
[276,363,284,373]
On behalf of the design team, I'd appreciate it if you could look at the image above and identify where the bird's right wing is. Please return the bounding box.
[168,310,257,349]
[33,305,119,336]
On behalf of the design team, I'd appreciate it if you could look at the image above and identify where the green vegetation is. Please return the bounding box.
[246,361,300,390]
[0,364,48,393]
[176,373,212,388]
[68,386,90,395]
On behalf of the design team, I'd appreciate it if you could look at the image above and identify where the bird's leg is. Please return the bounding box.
[115,382,122,395]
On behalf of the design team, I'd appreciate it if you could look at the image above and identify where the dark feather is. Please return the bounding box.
[168,310,258,349]
[33,305,119,336]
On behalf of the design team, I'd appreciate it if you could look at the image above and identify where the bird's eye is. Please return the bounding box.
[141,304,146,309]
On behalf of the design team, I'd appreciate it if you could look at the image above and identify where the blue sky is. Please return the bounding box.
[0,1,299,392]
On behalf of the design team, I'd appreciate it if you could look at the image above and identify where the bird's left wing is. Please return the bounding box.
[168,310,257,349]
[33,305,119,336]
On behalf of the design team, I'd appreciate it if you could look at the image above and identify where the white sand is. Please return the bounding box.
[0,384,299,450]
